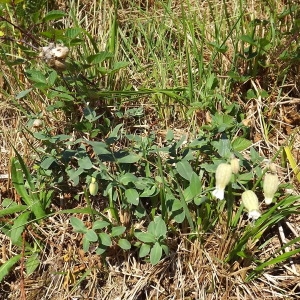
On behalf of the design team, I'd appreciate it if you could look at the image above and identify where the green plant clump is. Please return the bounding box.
[0,0,299,298]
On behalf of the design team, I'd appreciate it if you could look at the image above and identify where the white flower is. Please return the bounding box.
[241,190,261,220]
[212,163,232,200]
[263,173,279,205]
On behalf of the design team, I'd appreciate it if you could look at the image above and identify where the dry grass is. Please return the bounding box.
[0,0,300,299]
[0,210,299,299]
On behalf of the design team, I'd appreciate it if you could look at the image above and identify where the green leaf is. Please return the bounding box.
[161,244,169,256]
[189,172,201,197]
[11,155,46,219]
[140,185,157,197]
[237,172,253,184]
[0,205,28,217]
[118,239,131,250]
[111,226,126,237]
[43,10,66,22]
[183,186,194,202]
[253,247,300,273]
[134,231,156,243]
[26,70,47,84]
[95,246,107,255]
[239,35,256,45]
[112,61,129,72]
[92,220,110,230]
[88,141,110,155]
[175,161,194,181]
[139,243,151,258]
[232,137,252,152]
[218,138,231,158]
[172,209,185,223]
[148,216,167,238]
[11,212,31,244]
[15,89,32,99]
[67,167,84,185]
[40,157,56,169]
[152,216,167,238]
[150,242,162,265]
[65,27,82,39]
[117,154,140,164]
[25,253,40,276]
[125,189,139,205]
[47,70,57,86]
[78,156,93,169]
[246,89,256,99]
[0,254,21,282]
[85,229,98,242]
[82,236,90,252]
[99,233,112,246]
[108,123,123,139]
[86,52,113,64]
[119,173,138,185]
[70,217,87,233]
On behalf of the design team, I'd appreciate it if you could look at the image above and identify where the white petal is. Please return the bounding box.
[212,188,225,200]
[248,210,261,220]
[264,197,273,205]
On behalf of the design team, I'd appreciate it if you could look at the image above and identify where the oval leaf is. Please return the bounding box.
[92,220,110,230]
[139,243,151,258]
[43,10,66,22]
[176,161,194,181]
[125,189,139,205]
[99,232,112,246]
[111,226,126,237]
[25,253,40,276]
[70,217,87,233]
[150,242,162,265]
[85,229,98,242]
[232,137,252,152]
[118,239,131,250]
[117,154,140,164]
[134,231,156,243]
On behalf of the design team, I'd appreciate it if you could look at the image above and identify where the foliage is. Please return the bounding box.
[0,0,299,295]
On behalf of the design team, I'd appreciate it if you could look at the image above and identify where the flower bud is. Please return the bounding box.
[263,173,279,205]
[89,177,98,196]
[212,163,232,200]
[268,163,277,174]
[230,157,240,174]
[32,119,43,128]
[241,190,261,220]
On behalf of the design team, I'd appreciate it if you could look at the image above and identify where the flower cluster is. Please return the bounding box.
[212,159,280,220]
